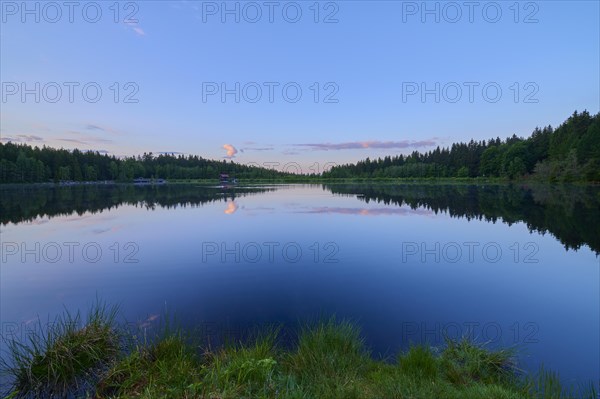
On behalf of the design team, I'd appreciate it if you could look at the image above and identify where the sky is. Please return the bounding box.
[1,0,599,173]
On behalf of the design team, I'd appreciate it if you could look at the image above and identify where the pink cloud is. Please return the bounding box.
[223,144,238,158]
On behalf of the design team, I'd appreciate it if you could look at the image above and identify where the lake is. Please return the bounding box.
[0,183,598,387]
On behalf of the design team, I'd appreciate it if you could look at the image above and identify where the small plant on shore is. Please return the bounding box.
[202,327,281,398]
[440,337,518,386]
[398,345,439,380]
[285,317,370,398]
[97,332,201,398]
[0,300,120,398]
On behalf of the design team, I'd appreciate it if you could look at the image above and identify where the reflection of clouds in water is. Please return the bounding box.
[63,214,94,223]
[46,214,125,236]
[298,207,434,216]
[63,213,118,225]
[239,205,276,217]
[224,201,238,215]
[91,225,124,235]
[25,218,50,226]
[92,228,111,234]
[96,215,119,222]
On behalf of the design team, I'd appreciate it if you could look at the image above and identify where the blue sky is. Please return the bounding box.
[1,1,598,172]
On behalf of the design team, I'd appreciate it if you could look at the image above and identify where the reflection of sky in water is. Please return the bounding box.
[1,185,598,385]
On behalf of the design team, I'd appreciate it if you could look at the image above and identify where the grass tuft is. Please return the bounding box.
[97,332,200,398]
[398,345,439,380]
[201,327,281,398]
[283,317,370,398]
[440,337,517,385]
[1,299,120,398]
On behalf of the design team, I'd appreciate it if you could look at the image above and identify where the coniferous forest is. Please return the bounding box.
[324,110,600,181]
[0,145,292,183]
[1,110,598,183]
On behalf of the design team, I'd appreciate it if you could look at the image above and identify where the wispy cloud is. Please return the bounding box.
[123,18,146,37]
[57,138,88,145]
[57,136,113,145]
[293,139,437,151]
[156,151,184,155]
[242,147,274,152]
[1,134,45,143]
[238,141,274,153]
[85,124,121,135]
[223,144,238,158]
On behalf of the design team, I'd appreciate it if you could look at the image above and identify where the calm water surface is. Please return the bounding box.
[1,183,598,386]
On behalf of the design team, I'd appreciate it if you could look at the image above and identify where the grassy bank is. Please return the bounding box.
[1,306,597,399]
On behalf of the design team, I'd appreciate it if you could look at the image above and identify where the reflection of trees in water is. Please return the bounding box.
[325,184,600,254]
[2,183,598,254]
[0,184,273,225]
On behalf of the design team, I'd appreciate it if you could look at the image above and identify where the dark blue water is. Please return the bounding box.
[1,183,598,387]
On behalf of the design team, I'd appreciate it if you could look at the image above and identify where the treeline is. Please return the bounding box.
[0,145,292,183]
[323,111,600,182]
[1,110,599,183]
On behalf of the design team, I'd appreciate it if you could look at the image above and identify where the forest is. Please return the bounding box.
[0,145,292,183]
[324,110,600,182]
[1,110,598,183]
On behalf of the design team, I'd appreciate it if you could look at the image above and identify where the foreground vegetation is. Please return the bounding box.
[1,304,597,399]
[0,301,121,398]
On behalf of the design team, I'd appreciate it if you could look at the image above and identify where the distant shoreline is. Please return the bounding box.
[1,177,599,188]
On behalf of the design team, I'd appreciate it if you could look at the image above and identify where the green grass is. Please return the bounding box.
[1,299,120,398]
[97,332,200,398]
[440,337,518,385]
[2,309,597,399]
